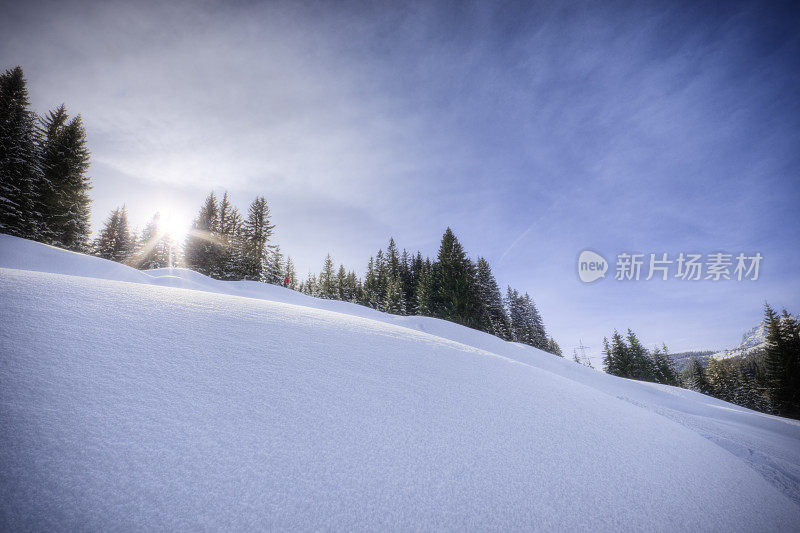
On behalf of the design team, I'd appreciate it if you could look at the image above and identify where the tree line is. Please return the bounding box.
[606,303,800,420]
[601,329,680,386]
[93,198,560,354]
[297,229,561,354]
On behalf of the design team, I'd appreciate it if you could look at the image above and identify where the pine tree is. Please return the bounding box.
[475,257,511,339]
[223,206,245,280]
[345,270,361,302]
[374,250,388,310]
[319,254,336,298]
[626,329,656,381]
[522,293,548,350]
[266,245,285,285]
[386,238,400,280]
[603,331,631,377]
[94,206,133,263]
[302,272,319,297]
[400,250,417,315]
[215,191,240,280]
[685,359,712,395]
[285,256,297,289]
[415,259,433,316]
[184,192,221,276]
[336,265,348,300]
[363,257,381,309]
[0,66,43,239]
[763,304,800,417]
[652,344,679,386]
[384,275,406,315]
[431,228,479,327]
[506,288,547,349]
[38,105,91,251]
[779,310,800,417]
[506,287,524,342]
[547,337,563,357]
[241,196,275,281]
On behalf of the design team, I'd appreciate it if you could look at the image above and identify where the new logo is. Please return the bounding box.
[578,250,608,283]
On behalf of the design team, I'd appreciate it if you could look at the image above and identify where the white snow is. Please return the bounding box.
[1,234,799,531]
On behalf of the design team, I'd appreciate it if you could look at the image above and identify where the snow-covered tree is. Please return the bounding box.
[241,196,275,281]
[266,245,285,285]
[0,66,43,239]
[94,206,134,263]
[285,256,297,289]
[318,254,336,298]
[384,275,406,315]
[184,192,220,277]
[547,337,563,357]
[38,104,91,251]
[475,257,510,339]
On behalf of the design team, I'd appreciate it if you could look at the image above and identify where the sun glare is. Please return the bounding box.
[155,210,189,242]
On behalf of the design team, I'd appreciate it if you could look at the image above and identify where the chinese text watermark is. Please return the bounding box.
[578,251,762,283]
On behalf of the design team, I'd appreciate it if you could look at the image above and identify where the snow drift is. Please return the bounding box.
[1,234,799,531]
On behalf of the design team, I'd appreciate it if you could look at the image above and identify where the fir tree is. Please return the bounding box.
[400,250,417,315]
[336,265,348,300]
[302,272,319,297]
[386,238,400,280]
[384,275,406,315]
[266,245,285,285]
[223,206,245,280]
[374,250,388,311]
[547,337,563,357]
[215,191,241,280]
[763,304,800,417]
[602,331,631,377]
[363,257,381,309]
[685,359,712,395]
[431,228,479,327]
[506,288,547,349]
[0,66,43,239]
[38,105,91,251]
[415,258,433,316]
[475,257,511,339]
[94,206,133,263]
[319,254,336,298]
[506,287,524,342]
[523,293,548,350]
[626,329,656,381]
[285,256,297,289]
[345,270,361,302]
[184,192,220,277]
[241,196,275,281]
[652,344,679,386]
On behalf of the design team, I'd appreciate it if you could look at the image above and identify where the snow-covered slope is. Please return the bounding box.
[2,235,799,531]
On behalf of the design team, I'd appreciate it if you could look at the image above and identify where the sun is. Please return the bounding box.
[155,209,189,242]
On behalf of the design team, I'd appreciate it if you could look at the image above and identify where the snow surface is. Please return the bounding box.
[1,234,800,531]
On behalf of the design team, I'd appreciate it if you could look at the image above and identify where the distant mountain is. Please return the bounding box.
[672,314,797,371]
[710,320,771,361]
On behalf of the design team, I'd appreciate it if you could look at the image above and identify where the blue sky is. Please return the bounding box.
[2,0,799,362]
